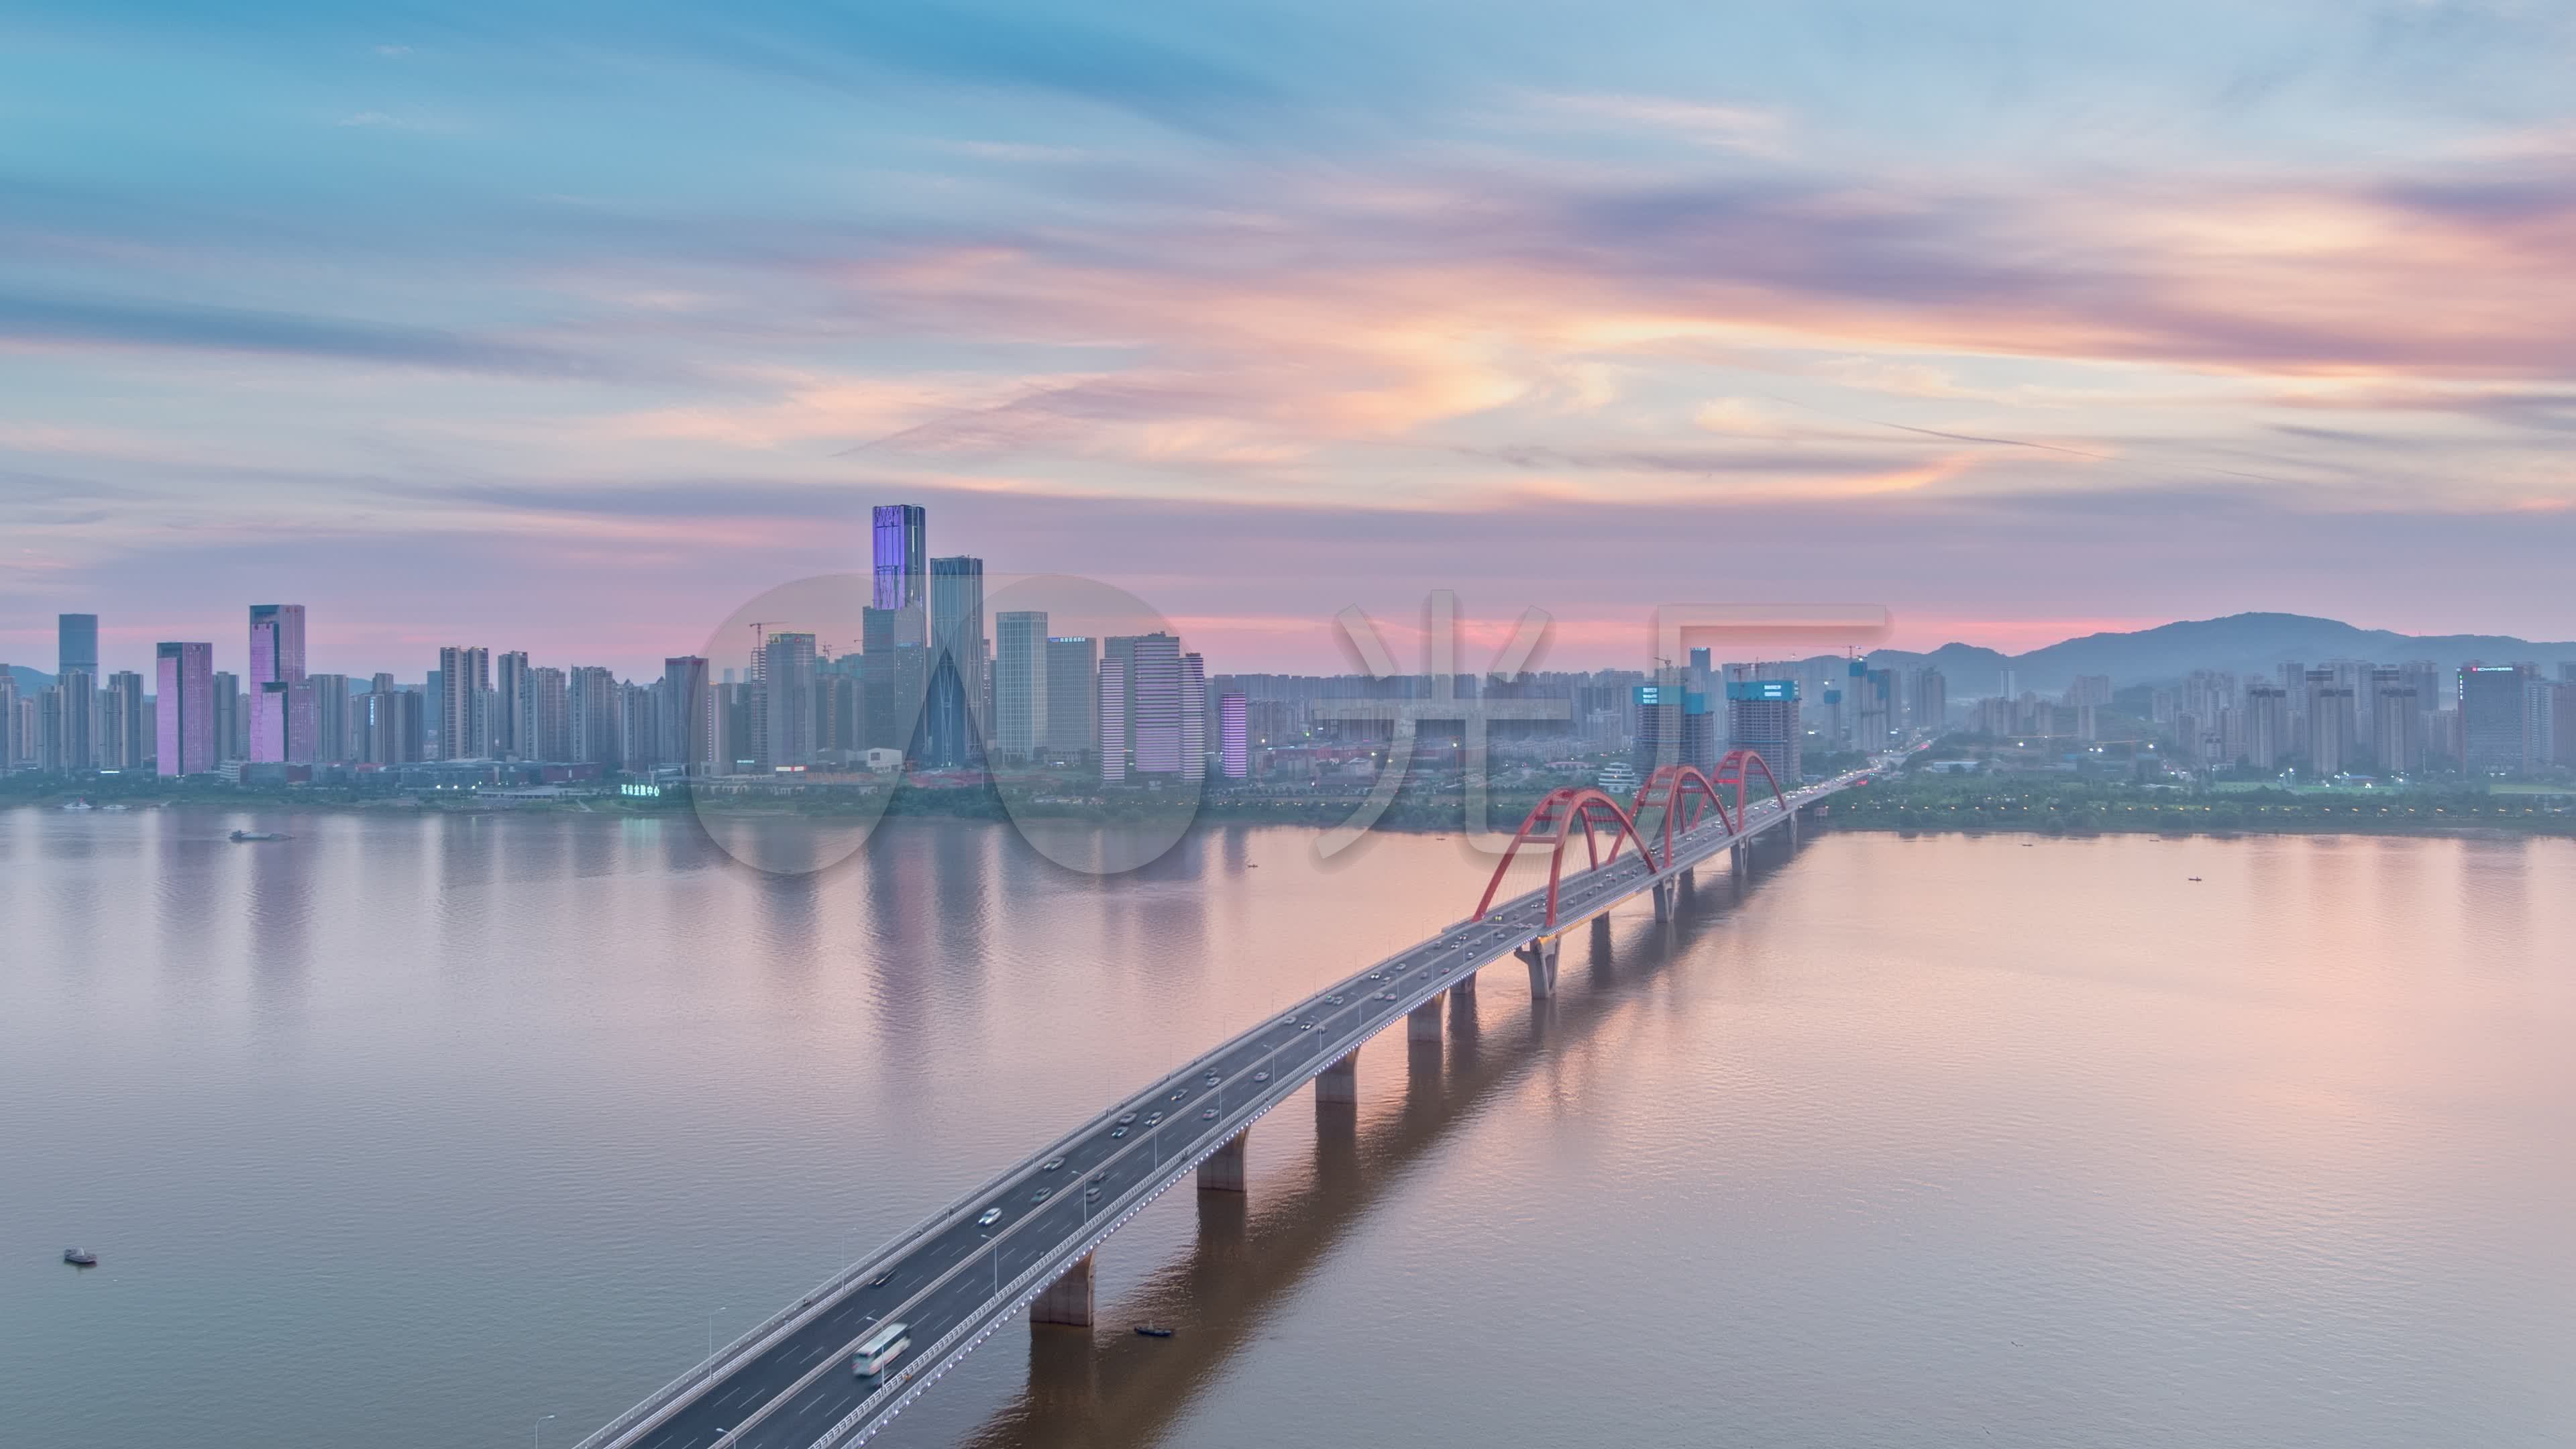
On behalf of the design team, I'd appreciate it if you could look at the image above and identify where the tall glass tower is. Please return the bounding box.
[871,504,927,646]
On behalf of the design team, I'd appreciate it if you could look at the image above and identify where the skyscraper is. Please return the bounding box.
[59,667,95,771]
[2459,664,2524,773]
[2243,686,2291,769]
[211,670,241,763]
[248,604,307,763]
[58,613,98,678]
[930,555,986,737]
[994,610,1049,762]
[530,667,570,761]
[1099,658,1128,783]
[569,666,619,765]
[661,656,710,773]
[0,667,18,771]
[156,643,215,776]
[1128,633,1182,774]
[436,645,490,759]
[1724,675,1801,782]
[872,504,928,646]
[496,651,531,759]
[1179,651,1206,775]
[2373,686,2421,774]
[101,669,145,769]
[1043,635,1098,761]
[2306,687,2355,776]
[762,632,818,769]
[1220,692,1248,779]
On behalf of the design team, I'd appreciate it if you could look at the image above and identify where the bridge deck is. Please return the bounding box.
[580,768,1875,1449]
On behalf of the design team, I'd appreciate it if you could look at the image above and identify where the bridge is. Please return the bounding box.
[578,750,1889,1449]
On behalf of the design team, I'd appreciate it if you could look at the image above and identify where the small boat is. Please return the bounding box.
[63,1248,98,1267]
[1132,1325,1174,1338]
[2187,876,2202,881]
[229,830,288,843]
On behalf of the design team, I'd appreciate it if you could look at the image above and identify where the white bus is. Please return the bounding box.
[852,1320,910,1380]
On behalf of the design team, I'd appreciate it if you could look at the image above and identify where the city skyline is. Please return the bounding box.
[7,6,2576,671]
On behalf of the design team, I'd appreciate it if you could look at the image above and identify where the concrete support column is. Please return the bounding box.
[1408,991,1446,1042]
[1652,878,1677,921]
[1196,1130,1247,1193]
[1516,936,1560,998]
[1316,1053,1358,1104]
[1452,968,1476,998]
[1030,1251,1094,1328]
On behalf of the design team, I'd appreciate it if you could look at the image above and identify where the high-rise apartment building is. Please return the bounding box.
[1725,675,1801,782]
[661,656,709,773]
[871,504,928,647]
[2243,686,2290,769]
[1099,658,1128,783]
[529,666,570,761]
[1180,651,1206,775]
[0,667,18,771]
[1220,692,1248,779]
[569,666,619,765]
[58,667,95,771]
[155,643,215,776]
[994,610,1049,762]
[211,671,241,762]
[2306,686,2355,776]
[436,645,490,759]
[2372,686,2421,774]
[1633,680,1717,773]
[496,651,531,759]
[1043,636,1098,760]
[302,674,354,764]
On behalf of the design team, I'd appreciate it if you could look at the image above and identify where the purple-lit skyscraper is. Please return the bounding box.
[871,504,927,646]
[156,641,213,776]
[248,603,307,763]
[1219,692,1247,780]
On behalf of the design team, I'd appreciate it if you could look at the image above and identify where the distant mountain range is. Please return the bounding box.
[1851,613,2576,695]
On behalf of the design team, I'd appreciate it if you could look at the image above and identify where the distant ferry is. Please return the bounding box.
[60,800,95,812]
[229,830,288,843]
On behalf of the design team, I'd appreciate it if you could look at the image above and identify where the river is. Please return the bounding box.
[5,808,2572,1447]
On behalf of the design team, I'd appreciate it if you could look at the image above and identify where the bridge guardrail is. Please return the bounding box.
[588,767,1877,1448]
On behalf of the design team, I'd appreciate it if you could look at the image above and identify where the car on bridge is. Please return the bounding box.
[977,1208,1002,1227]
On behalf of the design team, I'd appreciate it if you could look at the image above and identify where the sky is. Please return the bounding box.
[3,1,2573,680]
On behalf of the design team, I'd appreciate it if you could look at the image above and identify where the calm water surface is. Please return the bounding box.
[5,809,2573,1448]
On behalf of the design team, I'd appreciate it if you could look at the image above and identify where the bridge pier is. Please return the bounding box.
[1516,936,1560,998]
[1651,877,1678,922]
[1452,967,1476,998]
[1197,1130,1248,1193]
[1316,1052,1358,1105]
[1408,991,1446,1042]
[1030,1250,1095,1328]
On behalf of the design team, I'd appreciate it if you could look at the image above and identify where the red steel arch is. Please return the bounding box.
[1473,787,1659,928]
[1711,747,1790,826]
[1625,764,1739,864]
